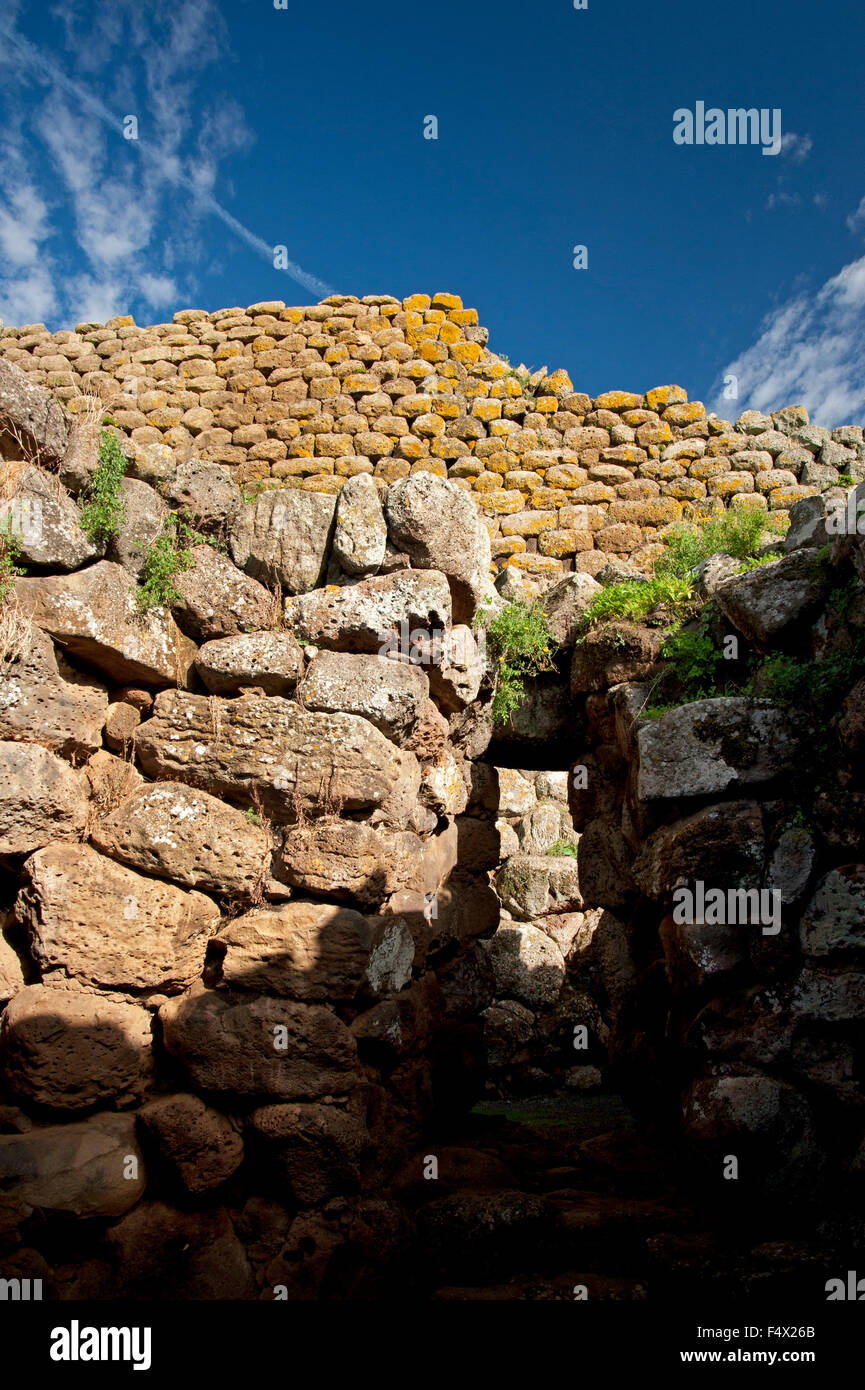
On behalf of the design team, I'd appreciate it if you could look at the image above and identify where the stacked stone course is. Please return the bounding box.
[3,292,862,584]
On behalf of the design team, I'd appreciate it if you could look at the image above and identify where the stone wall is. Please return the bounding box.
[1,315,864,1300]
[3,293,863,583]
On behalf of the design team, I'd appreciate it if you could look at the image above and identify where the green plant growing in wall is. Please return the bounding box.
[659,614,724,698]
[79,430,128,545]
[579,573,696,631]
[546,838,578,858]
[136,513,200,612]
[476,599,558,726]
[654,502,778,578]
[0,524,24,607]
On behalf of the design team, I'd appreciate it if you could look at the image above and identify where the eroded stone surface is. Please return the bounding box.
[134,690,421,825]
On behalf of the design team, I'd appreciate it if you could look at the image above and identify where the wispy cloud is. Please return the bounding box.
[712,255,865,427]
[847,195,865,234]
[0,0,332,328]
[780,131,813,163]
[766,190,801,211]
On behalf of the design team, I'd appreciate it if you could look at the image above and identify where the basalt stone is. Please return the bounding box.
[18,843,220,994]
[0,623,108,757]
[90,780,271,900]
[216,900,415,1002]
[134,689,421,826]
[137,1093,244,1194]
[714,549,832,647]
[385,473,493,623]
[15,560,198,687]
[636,698,800,803]
[171,545,277,642]
[301,649,429,744]
[0,462,102,570]
[1,984,154,1111]
[0,1112,145,1219]
[230,489,336,593]
[0,357,68,463]
[0,740,89,856]
[159,982,357,1100]
[285,569,451,654]
[194,630,304,696]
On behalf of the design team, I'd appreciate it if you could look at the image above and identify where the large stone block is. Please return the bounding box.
[90,780,271,899]
[0,740,89,855]
[1,984,154,1111]
[385,473,493,623]
[285,569,451,654]
[15,560,198,686]
[0,1112,145,1219]
[636,698,799,803]
[217,900,415,1002]
[230,489,336,592]
[134,690,421,825]
[159,982,357,1099]
[17,842,219,993]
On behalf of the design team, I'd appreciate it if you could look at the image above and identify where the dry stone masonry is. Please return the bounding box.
[3,293,862,586]
[0,295,863,1301]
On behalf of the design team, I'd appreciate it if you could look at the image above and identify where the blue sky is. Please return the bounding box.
[1,0,864,424]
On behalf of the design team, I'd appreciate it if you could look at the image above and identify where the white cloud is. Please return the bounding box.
[766,190,801,211]
[0,266,59,326]
[0,0,332,326]
[67,274,128,325]
[0,173,51,268]
[712,255,865,427]
[847,194,865,234]
[780,131,813,163]
[138,273,178,308]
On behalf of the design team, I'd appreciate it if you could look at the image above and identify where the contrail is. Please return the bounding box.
[0,19,335,299]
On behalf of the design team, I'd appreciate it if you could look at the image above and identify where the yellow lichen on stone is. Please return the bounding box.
[403,294,431,313]
[766,486,819,509]
[538,529,594,557]
[646,385,688,412]
[507,553,565,576]
[438,321,462,346]
[413,412,445,437]
[492,536,527,557]
[472,399,502,423]
[375,458,412,481]
[301,476,343,494]
[594,390,643,411]
[449,307,479,326]
[450,341,482,366]
[664,402,706,425]
[482,489,525,514]
[395,438,426,462]
[410,458,447,477]
[501,511,556,536]
[530,487,568,509]
[432,292,463,311]
[335,457,374,477]
[542,369,573,395]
